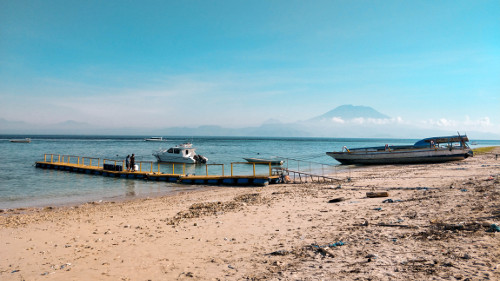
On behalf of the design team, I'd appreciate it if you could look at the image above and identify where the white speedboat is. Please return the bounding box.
[10,138,31,143]
[327,135,473,165]
[144,137,167,141]
[153,143,208,164]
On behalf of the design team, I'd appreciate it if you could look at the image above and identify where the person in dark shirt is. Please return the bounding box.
[130,154,135,172]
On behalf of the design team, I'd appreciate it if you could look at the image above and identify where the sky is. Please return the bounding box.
[1,0,499,135]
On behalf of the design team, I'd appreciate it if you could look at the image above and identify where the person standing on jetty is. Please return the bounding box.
[130,154,135,172]
[126,155,130,171]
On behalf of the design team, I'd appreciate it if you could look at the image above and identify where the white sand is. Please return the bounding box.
[1,148,499,280]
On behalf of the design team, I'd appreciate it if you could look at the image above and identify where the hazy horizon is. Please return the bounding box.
[1,1,499,137]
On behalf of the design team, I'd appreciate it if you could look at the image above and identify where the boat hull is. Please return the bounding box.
[326,148,472,165]
[243,158,284,165]
[154,155,196,164]
[10,139,31,143]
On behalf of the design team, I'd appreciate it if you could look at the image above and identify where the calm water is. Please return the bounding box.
[1,135,498,209]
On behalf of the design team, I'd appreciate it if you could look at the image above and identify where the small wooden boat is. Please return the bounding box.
[243,158,284,165]
[10,138,31,143]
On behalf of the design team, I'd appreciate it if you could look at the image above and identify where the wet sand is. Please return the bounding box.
[1,148,499,280]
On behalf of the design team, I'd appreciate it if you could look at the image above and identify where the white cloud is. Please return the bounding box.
[416,116,498,134]
[331,117,345,124]
[464,115,491,127]
[348,117,405,125]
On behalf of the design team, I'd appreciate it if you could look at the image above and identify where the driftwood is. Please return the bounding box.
[328,197,347,203]
[317,247,336,258]
[377,223,418,229]
[366,191,389,198]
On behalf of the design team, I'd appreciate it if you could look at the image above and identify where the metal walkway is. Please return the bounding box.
[273,167,341,183]
[35,154,280,186]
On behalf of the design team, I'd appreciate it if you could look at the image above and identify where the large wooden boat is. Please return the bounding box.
[326,135,473,165]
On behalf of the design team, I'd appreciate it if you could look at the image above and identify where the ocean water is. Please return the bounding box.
[1,135,498,209]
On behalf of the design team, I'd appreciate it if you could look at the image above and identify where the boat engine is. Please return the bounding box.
[194,154,208,164]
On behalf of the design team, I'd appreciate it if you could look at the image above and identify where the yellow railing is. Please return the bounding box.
[230,162,272,177]
[205,164,225,176]
[41,154,274,177]
[42,154,187,175]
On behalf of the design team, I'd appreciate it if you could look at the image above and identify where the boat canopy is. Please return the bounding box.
[414,135,469,147]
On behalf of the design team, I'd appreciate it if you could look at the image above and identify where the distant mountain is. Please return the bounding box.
[309,104,390,121]
[1,106,499,139]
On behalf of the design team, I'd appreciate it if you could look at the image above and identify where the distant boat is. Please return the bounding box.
[326,135,473,165]
[10,138,31,143]
[153,143,208,164]
[144,137,167,142]
[243,158,284,165]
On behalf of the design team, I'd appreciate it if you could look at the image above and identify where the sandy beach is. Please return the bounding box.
[1,148,499,280]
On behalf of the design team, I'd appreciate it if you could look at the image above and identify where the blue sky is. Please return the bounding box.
[1,0,499,135]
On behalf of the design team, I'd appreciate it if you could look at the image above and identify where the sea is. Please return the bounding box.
[1,134,499,209]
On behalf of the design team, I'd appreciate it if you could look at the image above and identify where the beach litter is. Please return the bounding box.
[267,250,290,256]
[366,254,378,262]
[311,241,344,248]
[486,224,500,232]
[309,242,344,258]
[383,198,402,203]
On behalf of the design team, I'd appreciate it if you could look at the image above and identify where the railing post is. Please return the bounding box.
[90,159,92,167]
[206,165,208,176]
[172,164,175,174]
[253,163,256,176]
[158,163,160,173]
[183,164,185,175]
[139,163,142,172]
[222,164,224,176]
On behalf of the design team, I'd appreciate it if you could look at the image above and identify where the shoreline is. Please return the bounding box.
[1,147,499,280]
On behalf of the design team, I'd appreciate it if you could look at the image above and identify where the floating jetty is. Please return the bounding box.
[35,154,281,186]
